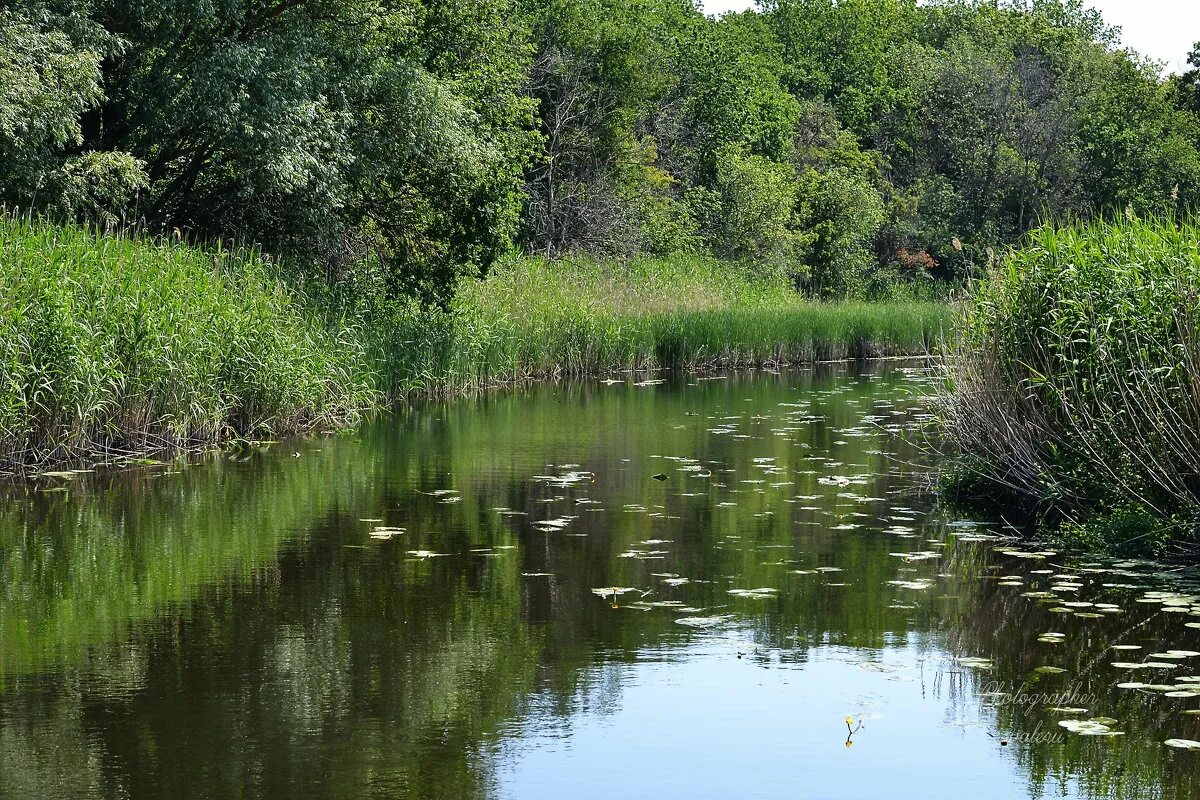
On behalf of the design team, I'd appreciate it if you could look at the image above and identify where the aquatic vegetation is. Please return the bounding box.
[0,217,375,467]
[0,220,948,467]
[1164,739,1200,750]
[939,216,1200,554]
[1060,719,1124,737]
[9,360,1200,796]
[369,253,949,397]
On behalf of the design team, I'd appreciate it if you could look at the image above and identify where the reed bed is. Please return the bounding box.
[0,218,376,467]
[370,254,949,395]
[939,217,1200,552]
[1,222,949,467]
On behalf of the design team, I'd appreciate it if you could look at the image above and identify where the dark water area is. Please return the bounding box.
[4,364,1200,799]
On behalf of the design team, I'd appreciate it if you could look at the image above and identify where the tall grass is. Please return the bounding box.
[365,254,949,395]
[1,221,949,468]
[939,216,1200,552]
[0,218,376,467]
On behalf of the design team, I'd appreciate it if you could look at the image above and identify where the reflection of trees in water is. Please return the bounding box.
[946,543,1200,800]
[18,364,1167,799]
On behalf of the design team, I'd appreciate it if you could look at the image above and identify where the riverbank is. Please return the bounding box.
[371,254,950,396]
[0,219,950,469]
[939,216,1200,555]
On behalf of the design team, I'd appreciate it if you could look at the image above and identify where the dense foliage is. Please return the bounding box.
[0,0,538,304]
[0,217,375,463]
[941,217,1200,553]
[0,218,944,466]
[3,0,1200,301]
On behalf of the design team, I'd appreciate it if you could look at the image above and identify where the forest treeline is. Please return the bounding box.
[4,0,1200,302]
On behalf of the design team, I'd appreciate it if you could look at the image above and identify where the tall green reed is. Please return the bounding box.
[0,217,376,467]
[1,221,947,467]
[939,216,1200,552]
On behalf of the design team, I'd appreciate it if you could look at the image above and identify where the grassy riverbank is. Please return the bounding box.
[0,219,949,468]
[374,255,949,395]
[940,217,1200,554]
[0,219,375,467]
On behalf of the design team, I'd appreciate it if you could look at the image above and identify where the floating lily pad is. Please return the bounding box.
[1164,739,1200,749]
[956,656,996,670]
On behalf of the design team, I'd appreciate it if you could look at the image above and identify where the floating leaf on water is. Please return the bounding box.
[1036,666,1068,674]
[888,580,933,590]
[1112,662,1179,669]
[407,550,447,559]
[1111,645,1143,650]
[1164,739,1200,750]
[1048,707,1088,714]
[999,549,1056,559]
[889,551,941,562]
[728,587,778,599]
[591,587,638,597]
[675,614,734,628]
[1150,652,1200,660]
[1059,719,1122,736]
[956,657,996,670]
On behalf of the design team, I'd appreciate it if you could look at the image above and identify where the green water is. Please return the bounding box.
[3,364,1200,799]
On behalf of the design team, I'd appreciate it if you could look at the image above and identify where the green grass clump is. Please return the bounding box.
[0,218,375,467]
[940,216,1200,554]
[367,253,949,394]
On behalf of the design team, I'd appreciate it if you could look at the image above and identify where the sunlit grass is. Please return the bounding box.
[0,221,950,466]
[0,217,376,467]
[371,253,951,394]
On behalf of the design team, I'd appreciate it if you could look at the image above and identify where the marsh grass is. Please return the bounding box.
[1,221,948,467]
[0,218,376,468]
[939,217,1200,553]
[369,254,949,394]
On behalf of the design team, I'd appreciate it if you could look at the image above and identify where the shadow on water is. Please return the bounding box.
[3,363,1200,799]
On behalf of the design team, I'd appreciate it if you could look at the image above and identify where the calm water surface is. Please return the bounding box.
[4,365,1200,799]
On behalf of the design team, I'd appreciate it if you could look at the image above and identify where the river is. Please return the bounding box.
[3,363,1200,799]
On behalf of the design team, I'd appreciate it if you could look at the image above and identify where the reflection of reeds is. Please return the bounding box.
[950,546,1200,800]
[938,217,1200,551]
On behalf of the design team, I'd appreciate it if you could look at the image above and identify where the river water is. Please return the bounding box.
[3,364,1200,799]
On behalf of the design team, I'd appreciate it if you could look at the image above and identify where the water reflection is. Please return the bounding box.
[2,364,1199,799]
